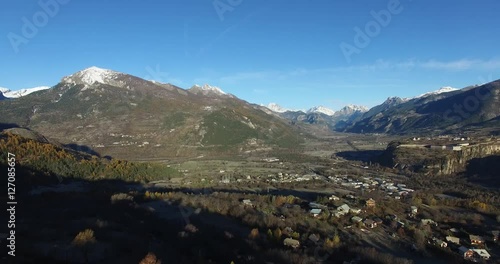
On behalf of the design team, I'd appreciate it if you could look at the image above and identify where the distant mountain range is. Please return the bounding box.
[262,82,500,135]
[0,86,50,98]
[344,82,499,134]
[265,103,368,117]
[0,67,301,160]
[2,67,498,142]
[265,104,369,132]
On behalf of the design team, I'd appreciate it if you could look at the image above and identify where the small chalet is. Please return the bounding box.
[432,238,447,248]
[472,249,491,260]
[446,236,460,245]
[458,247,474,259]
[364,219,377,229]
[365,198,376,208]
[469,235,485,246]
[329,195,340,201]
[242,199,253,207]
[373,218,383,225]
[351,216,363,223]
[492,230,499,242]
[283,238,300,249]
[421,219,437,226]
[333,211,345,218]
[338,204,351,212]
[350,208,362,215]
[310,209,322,218]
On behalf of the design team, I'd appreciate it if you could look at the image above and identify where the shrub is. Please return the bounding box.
[110,193,134,204]
[139,253,161,264]
[72,229,96,247]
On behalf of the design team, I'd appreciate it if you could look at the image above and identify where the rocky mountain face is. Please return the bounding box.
[0,67,301,160]
[378,140,500,175]
[345,80,500,134]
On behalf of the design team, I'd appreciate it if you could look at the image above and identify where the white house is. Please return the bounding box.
[310,209,322,217]
[446,236,460,245]
[472,249,491,260]
[329,195,340,201]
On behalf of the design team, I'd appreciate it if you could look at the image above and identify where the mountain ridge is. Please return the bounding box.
[0,67,303,160]
[345,80,500,134]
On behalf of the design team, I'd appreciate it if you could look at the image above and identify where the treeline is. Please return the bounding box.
[410,175,500,215]
[0,132,179,183]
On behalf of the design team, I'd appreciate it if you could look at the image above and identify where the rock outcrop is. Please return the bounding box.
[378,140,500,175]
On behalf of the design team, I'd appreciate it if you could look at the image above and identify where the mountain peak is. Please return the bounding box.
[193,84,226,95]
[0,87,10,94]
[307,106,336,116]
[62,66,121,86]
[266,103,290,113]
[0,86,50,98]
[342,104,369,112]
[384,96,407,105]
[189,84,229,97]
[415,86,458,99]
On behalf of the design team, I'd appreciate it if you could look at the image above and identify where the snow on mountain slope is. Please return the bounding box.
[341,105,368,113]
[415,86,458,99]
[0,87,10,94]
[62,66,121,87]
[193,84,226,95]
[2,86,50,98]
[266,103,290,113]
[307,106,336,116]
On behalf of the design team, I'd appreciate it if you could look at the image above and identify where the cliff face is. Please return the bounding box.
[378,141,500,175]
[441,143,500,175]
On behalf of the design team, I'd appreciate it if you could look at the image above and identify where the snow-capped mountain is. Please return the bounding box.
[0,86,51,98]
[188,84,233,98]
[192,84,226,95]
[307,106,336,116]
[415,86,458,99]
[339,105,368,113]
[385,96,408,106]
[266,103,290,113]
[333,105,368,117]
[61,66,123,88]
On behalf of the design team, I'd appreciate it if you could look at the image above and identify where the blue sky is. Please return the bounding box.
[1,0,499,110]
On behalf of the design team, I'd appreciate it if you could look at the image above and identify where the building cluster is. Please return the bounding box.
[328,175,414,200]
[437,233,495,261]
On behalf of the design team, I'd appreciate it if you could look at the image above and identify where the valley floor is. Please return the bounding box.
[3,132,500,264]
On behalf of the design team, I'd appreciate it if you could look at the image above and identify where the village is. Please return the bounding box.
[232,171,499,263]
[142,134,500,263]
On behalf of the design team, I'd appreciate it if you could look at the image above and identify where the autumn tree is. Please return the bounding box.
[267,229,273,241]
[139,252,162,264]
[249,228,260,239]
[273,228,282,242]
[72,229,96,263]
